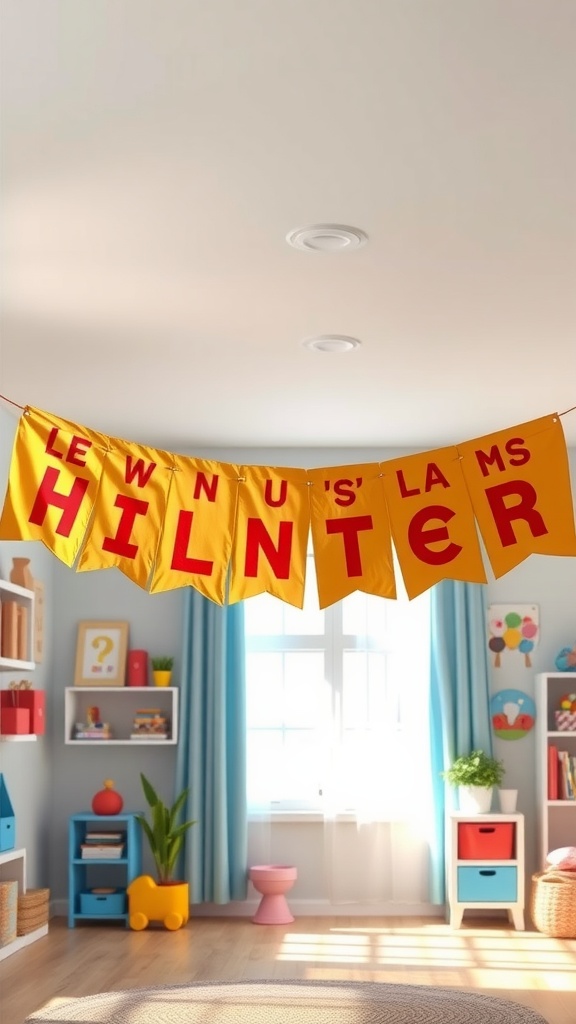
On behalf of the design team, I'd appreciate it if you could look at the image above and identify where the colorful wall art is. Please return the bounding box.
[490,689,536,740]
[488,604,539,667]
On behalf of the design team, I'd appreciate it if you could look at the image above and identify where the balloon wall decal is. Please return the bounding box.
[488,604,539,667]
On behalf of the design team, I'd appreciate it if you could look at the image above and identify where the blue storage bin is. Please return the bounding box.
[80,890,127,915]
[457,866,517,902]
[0,775,15,852]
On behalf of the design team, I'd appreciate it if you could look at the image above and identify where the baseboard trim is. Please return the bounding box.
[52,898,443,919]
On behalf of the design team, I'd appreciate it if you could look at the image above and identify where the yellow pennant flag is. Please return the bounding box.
[151,455,240,604]
[229,466,309,607]
[308,463,396,609]
[458,414,576,578]
[78,440,175,589]
[0,406,108,566]
[381,448,487,599]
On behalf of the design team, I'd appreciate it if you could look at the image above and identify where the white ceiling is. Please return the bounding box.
[2,1,576,454]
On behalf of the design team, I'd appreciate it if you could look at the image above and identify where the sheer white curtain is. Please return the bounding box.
[245,559,433,908]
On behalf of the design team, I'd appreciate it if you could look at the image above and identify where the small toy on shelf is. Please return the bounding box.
[554,692,576,732]
[91,779,124,815]
[74,707,112,741]
[555,644,576,672]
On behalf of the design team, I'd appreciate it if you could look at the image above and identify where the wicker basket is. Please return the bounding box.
[531,871,576,937]
[0,880,18,947]
[17,887,50,936]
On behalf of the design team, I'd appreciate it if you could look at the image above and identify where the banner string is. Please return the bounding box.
[0,393,26,411]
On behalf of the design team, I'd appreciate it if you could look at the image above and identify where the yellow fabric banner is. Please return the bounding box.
[0,407,108,566]
[78,440,175,588]
[308,463,396,608]
[380,447,487,599]
[458,414,576,577]
[229,465,309,607]
[151,455,240,604]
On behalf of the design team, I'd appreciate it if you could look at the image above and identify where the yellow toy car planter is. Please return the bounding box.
[127,875,189,931]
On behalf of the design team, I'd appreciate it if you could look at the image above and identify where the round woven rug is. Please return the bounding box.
[24,979,548,1024]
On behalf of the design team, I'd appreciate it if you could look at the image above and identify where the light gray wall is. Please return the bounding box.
[0,405,55,888]
[1,415,576,909]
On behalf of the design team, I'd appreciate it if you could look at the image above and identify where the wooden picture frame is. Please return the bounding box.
[74,621,129,687]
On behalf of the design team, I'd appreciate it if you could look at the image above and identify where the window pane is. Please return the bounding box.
[245,653,283,727]
[284,653,325,726]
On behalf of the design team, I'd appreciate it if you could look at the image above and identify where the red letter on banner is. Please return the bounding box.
[485,481,548,547]
[244,519,293,578]
[102,495,149,559]
[28,467,89,536]
[170,511,214,575]
[408,505,462,565]
[326,515,373,576]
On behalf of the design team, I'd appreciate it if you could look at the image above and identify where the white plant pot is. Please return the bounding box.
[458,784,493,814]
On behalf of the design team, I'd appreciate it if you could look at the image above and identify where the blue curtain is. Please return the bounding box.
[428,580,493,904]
[176,588,248,903]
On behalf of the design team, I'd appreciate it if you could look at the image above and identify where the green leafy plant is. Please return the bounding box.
[441,750,505,789]
[151,656,174,671]
[135,773,196,884]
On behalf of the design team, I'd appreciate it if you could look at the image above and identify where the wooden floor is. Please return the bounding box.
[1,915,575,1024]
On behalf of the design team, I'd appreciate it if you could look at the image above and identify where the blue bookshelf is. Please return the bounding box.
[68,812,142,927]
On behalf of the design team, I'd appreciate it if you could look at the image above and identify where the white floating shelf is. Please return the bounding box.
[0,734,38,742]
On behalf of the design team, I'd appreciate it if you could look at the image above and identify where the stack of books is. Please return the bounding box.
[80,830,126,859]
[130,707,169,740]
[74,722,112,740]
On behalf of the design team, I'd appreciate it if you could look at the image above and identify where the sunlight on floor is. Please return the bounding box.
[276,925,576,992]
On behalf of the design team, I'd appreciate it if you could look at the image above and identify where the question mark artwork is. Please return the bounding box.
[92,635,115,672]
[487,604,539,669]
[76,621,128,686]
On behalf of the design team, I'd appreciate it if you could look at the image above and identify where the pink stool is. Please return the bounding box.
[249,864,297,924]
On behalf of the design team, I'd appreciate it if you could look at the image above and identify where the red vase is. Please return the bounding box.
[92,779,124,815]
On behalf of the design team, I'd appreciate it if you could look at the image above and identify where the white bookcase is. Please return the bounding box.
[535,672,576,869]
[0,847,48,961]
[0,579,35,672]
[64,686,179,745]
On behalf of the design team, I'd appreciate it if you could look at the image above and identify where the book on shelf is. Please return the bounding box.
[84,831,125,843]
[558,750,576,800]
[74,730,112,740]
[130,733,168,740]
[81,843,125,859]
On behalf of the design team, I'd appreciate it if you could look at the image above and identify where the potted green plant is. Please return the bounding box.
[128,773,196,931]
[441,749,505,814]
[151,655,174,687]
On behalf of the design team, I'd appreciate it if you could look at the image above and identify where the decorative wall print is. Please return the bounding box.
[490,689,536,739]
[488,604,539,667]
[74,621,129,687]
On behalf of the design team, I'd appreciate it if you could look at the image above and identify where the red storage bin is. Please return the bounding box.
[458,822,515,860]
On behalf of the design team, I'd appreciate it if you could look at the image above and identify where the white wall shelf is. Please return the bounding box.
[0,734,37,742]
[535,672,576,869]
[0,847,48,962]
[64,686,178,746]
[0,579,35,671]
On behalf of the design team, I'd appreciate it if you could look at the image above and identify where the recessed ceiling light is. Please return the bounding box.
[286,224,368,252]
[302,335,362,353]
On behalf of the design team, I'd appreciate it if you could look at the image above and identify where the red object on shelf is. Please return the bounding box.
[0,690,45,735]
[458,822,515,860]
[0,707,30,735]
[127,650,148,687]
[548,744,559,800]
[91,779,124,815]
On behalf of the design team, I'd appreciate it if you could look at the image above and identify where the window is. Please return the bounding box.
[245,553,431,817]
